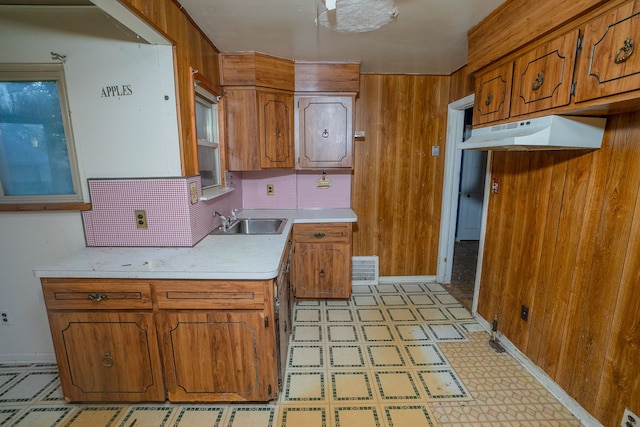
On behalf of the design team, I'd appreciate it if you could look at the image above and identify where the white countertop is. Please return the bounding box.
[34,209,357,281]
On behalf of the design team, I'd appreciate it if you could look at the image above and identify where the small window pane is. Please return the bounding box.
[195,89,221,189]
[0,81,74,196]
[0,64,82,205]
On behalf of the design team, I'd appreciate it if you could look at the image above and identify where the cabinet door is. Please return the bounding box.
[258,91,294,168]
[292,242,351,299]
[297,96,353,168]
[225,88,260,170]
[473,62,513,125]
[510,30,580,116]
[157,311,277,402]
[575,0,640,102]
[48,312,164,402]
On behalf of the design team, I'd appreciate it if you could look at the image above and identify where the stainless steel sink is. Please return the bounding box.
[210,218,287,235]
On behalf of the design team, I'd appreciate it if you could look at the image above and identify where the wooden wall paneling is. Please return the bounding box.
[406,77,432,273]
[352,75,448,276]
[498,153,535,349]
[553,137,611,406]
[533,152,593,377]
[568,115,640,411]
[377,76,400,275]
[594,114,640,422]
[510,153,556,354]
[524,153,568,362]
[448,66,474,102]
[476,152,510,322]
[352,76,381,260]
[387,76,410,274]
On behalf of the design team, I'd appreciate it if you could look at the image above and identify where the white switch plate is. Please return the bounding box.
[431,146,440,156]
[622,408,639,427]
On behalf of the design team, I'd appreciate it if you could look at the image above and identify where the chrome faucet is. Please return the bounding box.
[213,211,229,230]
[214,209,239,231]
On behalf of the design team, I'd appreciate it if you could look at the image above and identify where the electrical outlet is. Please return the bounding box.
[1,310,11,325]
[622,408,639,427]
[521,304,529,321]
[135,210,148,229]
[189,182,198,204]
[266,183,275,196]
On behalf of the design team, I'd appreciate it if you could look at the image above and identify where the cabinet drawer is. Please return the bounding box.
[153,280,267,310]
[41,279,152,310]
[293,223,352,243]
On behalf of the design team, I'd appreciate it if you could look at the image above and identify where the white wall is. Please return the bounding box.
[0,6,180,361]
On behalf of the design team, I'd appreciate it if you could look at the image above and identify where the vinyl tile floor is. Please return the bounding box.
[0,281,583,427]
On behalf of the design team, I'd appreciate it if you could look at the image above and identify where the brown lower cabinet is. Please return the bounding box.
[47,311,164,402]
[41,244,292,403]
[291,222,352,299]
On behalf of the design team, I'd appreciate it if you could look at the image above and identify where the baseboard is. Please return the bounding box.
[474,315,603,427]
[379,275,437,283]
[0,353,56,364]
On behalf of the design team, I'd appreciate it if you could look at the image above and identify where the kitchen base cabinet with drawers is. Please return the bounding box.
[291,222,352,299]
[153,279,279,402]
[41,279,164,402]
[40,263,291,403]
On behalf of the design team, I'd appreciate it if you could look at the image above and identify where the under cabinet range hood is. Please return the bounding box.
[460,115,607,151]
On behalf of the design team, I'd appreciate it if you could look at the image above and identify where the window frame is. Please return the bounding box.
[190,69,229,200]
[0,63,87,211]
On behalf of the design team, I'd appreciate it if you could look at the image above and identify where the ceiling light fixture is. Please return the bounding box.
[317,0,398,33]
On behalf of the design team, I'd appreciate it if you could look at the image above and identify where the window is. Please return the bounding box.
[0,64,83,205]
[195,84,221,190]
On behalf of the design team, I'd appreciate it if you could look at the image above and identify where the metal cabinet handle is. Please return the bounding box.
[615,38,634,64]
[531,71,544,91]
[484,91,493,106]
[275,128,282,138]
[322,129,329,138]
[102,352,114,368]
[313,232,326,238]
[88,293,109,302]
[319,269,326,278]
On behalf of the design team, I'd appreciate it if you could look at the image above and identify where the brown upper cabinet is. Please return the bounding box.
[510,30,580,117]
[574,0,640,102]
[474,62,513,125]
[470,0,640,126]
[294,62,359,169]
[296,95,355,169]
[220,53,295,171]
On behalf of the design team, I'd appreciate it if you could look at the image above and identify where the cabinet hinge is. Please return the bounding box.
[264,316,269,327]
[576,35,583,52]
[570,82,577,96]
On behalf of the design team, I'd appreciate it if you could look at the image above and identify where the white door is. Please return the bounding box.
[456,150,487,240]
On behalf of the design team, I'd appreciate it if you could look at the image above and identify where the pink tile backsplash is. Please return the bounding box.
[241,171,298,209]
[82,175,243,247]
[296,171,351,208]
[81,170,349,247]
[242,170,351,209]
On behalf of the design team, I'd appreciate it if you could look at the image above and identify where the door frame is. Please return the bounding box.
[436,94,491,314]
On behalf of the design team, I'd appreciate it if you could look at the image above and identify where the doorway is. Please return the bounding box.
[437,94,490,314]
